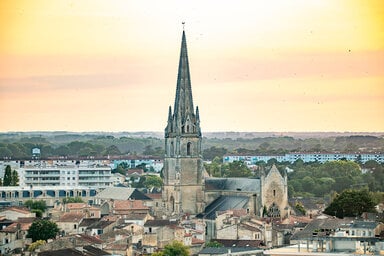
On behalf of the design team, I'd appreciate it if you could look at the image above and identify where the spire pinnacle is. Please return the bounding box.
[173,29,194,127]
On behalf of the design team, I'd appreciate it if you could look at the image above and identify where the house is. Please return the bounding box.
[112,172,126,186]
[142,219,184,254]
[348,221,384,238]
[94,187,151,215]
[39,234,104,252]
[0,217,34,255]
[57,212,85,235]
[86,217,117,236]
[289,215,384,253]
[112,199,150,216]
[181,218,206,243]
[65,203,101,218]
[0,207,35,221]
[126,169,144,183]
[99,229,133,256]
[79,218,100,234]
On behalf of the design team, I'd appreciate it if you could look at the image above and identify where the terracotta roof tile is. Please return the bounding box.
[113,200,149,210]
[59,212,85,222]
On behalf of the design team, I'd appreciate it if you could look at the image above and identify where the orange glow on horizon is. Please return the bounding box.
[0,0,383,132]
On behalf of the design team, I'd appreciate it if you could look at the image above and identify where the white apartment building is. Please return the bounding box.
[224,152,384,166]
[4,159,113,188]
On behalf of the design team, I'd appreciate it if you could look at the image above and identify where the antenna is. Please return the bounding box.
[182,21,185,30]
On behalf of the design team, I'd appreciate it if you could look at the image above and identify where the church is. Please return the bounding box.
[161,28,289,221]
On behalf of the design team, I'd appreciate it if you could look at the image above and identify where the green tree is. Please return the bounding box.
[158,240,190,256]
[27,220,60,242]
[3,165,12,186]
[104,145,121,156]
[114,164,126,175]
[24,200,47,216]
[62,197,84,204]
[223,161,252,177]
[205,240,224,247]
[11,170,19,186]
[28,240,46,252]
[204,161,222,177]
[324,189,376,218]
[143,175,163,190]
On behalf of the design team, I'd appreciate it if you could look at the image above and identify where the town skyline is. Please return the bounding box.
[1,0,383,133]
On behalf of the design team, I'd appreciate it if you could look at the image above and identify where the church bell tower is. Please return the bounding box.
[162,28,205,215]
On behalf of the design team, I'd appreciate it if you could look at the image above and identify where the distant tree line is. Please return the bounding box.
[0,134,383,159]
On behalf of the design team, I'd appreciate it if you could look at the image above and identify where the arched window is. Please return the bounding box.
[170,142,174,156]
[186,125,189,133]
[187,142,192,156]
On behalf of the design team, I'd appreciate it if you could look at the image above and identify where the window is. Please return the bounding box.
[187,142,192,156]
[170,142,174,156]
[273,190,276,197]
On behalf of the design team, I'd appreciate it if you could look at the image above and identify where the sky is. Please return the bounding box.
[0,0,383,133]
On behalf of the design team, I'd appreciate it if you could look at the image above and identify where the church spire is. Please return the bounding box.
[173,28,194,127]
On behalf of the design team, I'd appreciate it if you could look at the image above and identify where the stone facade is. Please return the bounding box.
[161,30,289,220]
[162,30,205,215]
[261,165,289,218]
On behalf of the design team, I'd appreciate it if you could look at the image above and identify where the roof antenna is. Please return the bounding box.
[182,21,185,31]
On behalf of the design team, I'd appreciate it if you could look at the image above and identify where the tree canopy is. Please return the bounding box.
[143,175,163,190]
[24,200,47,218]
[323,189,377,218]
[62,197,84,204]
[3,165,12,186]
[27,220,60,242]
[222,161,252,177]
[151,241,190,256]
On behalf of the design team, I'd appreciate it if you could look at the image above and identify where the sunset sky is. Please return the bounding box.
[1,0,383,132]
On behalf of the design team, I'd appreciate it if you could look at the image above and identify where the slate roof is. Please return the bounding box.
[38,248,83,256]
[38,246,110,256]
[212,239,264,248]
[199,247,263,255]
[205,178,260,192]
[95,187,150,200]
[290,215,350,240]
[196,195,249,220]
[350,221,379,229]
[87,220,115,230]
[144,219,172,227]
[79,218,100,228]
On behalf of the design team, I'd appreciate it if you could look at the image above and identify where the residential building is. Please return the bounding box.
[57,212,85,235]
[17,159,113,187]
[224,152,384,166]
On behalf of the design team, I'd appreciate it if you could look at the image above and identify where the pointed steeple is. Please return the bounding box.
[173,29,194,127]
